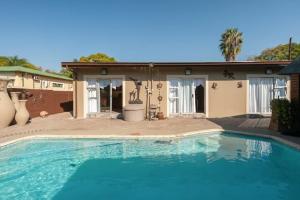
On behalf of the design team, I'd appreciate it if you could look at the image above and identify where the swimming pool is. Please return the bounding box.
[0,132,299,200]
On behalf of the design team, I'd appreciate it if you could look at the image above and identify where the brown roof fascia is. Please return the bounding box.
[62,61,291,68]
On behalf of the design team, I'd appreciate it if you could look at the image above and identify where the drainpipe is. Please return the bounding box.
[145,67,149,119]
[148,63,154,121]
[72,67,78,119]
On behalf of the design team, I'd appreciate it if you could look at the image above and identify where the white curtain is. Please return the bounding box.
[169,78,204,114]
[87,80,98,113]
[181,79,193,113]
[112,79,122,89]
[249,78,273,114]
[169,79,179,114]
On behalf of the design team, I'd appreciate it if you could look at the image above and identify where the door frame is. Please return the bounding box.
[246,74,290,115]
[166,75,209,117]
[83,75,125,118]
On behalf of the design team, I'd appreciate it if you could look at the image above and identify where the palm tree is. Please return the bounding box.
[219,28,243,61]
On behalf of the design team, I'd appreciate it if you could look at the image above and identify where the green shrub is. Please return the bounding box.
[271,99,300,134]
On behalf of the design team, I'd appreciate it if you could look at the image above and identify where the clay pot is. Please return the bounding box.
[15,100,30,126]
[10,92,21,111]
[157,112,164,120]
[0,79,16,128]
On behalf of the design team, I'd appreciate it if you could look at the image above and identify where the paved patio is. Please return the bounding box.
[0,112,299,149]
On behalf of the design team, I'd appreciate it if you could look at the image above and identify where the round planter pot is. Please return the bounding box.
[157,112,164,120]
[15,100,30,126]
[0,79,16,128]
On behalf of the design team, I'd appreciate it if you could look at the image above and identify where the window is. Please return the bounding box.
[52,82,64,88]
[87,80,98,113]
[41,80,49,89]
[274,78,287,99]
[169,79,180,114]
[248,76,288,114]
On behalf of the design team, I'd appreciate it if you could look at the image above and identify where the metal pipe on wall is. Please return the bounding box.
[72,68,78,119]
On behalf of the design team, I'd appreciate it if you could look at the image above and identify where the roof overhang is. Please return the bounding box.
[62,61,291,69]
[279,57,300,75]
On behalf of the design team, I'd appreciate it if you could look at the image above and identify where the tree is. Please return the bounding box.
[0,55,38,69]
[249,43,300,61]
[219,28,243,61]
[79,53,116,62]
[60,68,73,78]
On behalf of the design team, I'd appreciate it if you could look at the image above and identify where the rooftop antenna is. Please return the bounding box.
[288,37,292,60]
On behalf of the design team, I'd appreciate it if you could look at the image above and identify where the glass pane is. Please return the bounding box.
[275,78,287,88]
[274,88,286,99]
[169,79,179,87]
[111,79,123,113]
[169,88,178,98]
[194,79,204,113]
[87,79,97,88]
[99,80,110,112]
[169,98,179,114]
[249,78,273,113]
[87,79,98,113]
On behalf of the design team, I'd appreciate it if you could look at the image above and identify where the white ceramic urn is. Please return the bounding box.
[15,100,30,126]
[10,91,21,111]
[0,79,16,128]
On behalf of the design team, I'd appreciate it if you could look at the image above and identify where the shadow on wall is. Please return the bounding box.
[60,101,73,112]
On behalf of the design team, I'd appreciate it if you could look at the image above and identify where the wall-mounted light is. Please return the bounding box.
[100,68,108,75]
[265,68,273,75]
[185,68,192,75]
[237,81,243,88]
[212,82,218,89]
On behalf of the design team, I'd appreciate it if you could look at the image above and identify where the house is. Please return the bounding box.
[0,66,73,91]
[0,66,73,117]
[62,61,291,119]
[280,57,300,102]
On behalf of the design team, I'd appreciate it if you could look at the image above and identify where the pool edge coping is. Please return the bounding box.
[1,128,300,150]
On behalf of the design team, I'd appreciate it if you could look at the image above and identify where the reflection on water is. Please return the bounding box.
[0,133,278,200]
[48,133,272,164]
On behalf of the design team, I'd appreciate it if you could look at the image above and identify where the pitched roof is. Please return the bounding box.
[0,66,73,80]
[280,57,300,74]
[61,61,290,68]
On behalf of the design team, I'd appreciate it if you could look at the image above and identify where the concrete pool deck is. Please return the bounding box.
[0,112,300,149]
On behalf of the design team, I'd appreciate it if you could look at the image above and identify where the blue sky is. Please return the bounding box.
[0,0,299,71]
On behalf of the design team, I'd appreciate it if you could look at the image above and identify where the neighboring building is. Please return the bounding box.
[280,57,300,102]
[0,66,73,91]
[0,66,73,118]
[62,61,291,119]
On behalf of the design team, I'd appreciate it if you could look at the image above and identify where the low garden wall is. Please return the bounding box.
[8,89,73,118]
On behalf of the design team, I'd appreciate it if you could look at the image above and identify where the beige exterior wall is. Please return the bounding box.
[73,66,290,118]
[0,71,73,91]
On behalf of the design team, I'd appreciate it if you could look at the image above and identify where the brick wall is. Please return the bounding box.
[291,74,300,101]
[8,89,73,118]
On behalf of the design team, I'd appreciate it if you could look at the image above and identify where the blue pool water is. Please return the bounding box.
[0,132,300,200]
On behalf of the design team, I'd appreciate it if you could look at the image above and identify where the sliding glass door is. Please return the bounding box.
[248,77,287,114]
[87,79,123,114]
[169,78,205,115]
[99,80,111,112]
